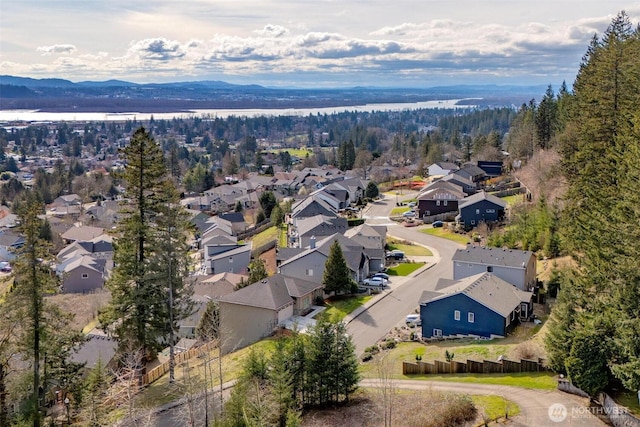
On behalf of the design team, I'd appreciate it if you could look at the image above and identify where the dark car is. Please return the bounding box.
[432,220,444,228]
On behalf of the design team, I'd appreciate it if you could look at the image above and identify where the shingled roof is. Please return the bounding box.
[452,245,532,269]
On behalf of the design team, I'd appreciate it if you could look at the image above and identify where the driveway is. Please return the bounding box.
[360,379,607,426]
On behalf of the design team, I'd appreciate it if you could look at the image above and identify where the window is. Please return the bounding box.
[229,257,233,263]
[487,266,493,272]
[471,220,475,225]
[433,329,443,337]
[306,268,313,276]
[425,210,430,216]
[486,208,495,213]
[82,273,89,279]
[468,312,475,323]
[476,209,480,214]
[443,200,448,206]
[436,200,440,206]
[454,310,460,321]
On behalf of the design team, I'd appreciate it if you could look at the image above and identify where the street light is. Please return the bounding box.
[396,191,399,206]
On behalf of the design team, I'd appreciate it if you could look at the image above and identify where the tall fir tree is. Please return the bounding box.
[322,240,353,295]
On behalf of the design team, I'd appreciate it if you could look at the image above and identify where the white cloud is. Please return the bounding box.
[36,44,76,55]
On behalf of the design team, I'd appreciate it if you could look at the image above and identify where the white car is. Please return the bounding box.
[363,277,387,287]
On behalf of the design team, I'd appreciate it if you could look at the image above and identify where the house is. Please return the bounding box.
[61,225,105,244]
[477,161,504,177]
[452,245,537,291]
[0,206,18,229]
[440,174,476,195]
[70,330,118,372]
[453,164,487,186]
[0,231,24,261]
[290,195,337,220]
[203,234,252,275]
[417,184,464,219]
[456,191,507,229]
[278,233,369,284]
[218,274,324,353]
[219,212,248,235]
[419,272,533,339]
[290,215,348,248]
[60,255,107,293]
[178,272,245,338]
[343,224,387,272]
[428,162,458,177]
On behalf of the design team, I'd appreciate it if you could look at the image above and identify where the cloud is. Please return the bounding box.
[36,44,76,55]
[128,38,186,61]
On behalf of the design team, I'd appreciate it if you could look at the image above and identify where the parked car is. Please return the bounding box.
[402,210,416,218]
[386,250,405,260]
[363,277,387,287]
[408,202,416,208]
[432,220,444,228]
[0,262,11,273]
[372,272,390,280]
[405,314,421,325]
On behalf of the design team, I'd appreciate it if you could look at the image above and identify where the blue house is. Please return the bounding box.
[419,272,533,339]
[456,191,506,229]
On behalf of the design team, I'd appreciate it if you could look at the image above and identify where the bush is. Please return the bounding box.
[384,339,396,349]
[364,345,380,355]
[361,352,373,362]
[314,296,325,306]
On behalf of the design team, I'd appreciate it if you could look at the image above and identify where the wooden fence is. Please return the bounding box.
[403,358,547,375]
[142,340,218,386]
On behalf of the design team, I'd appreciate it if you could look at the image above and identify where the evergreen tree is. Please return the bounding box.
[322,240,352,295]
[100,127,191,358]
[259,191,277,219]
[269,340,294,427]
[247,258,268,285]
[365,181,379,199]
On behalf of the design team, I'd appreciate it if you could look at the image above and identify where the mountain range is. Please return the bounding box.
[0,75,546,113]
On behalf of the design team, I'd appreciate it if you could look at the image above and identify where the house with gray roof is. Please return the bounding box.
[419,272,533,339]
[456,191,507,230]
[290,195,337,220]
[452,245,536,291]
[218,274,324,353]
[59,255,107,293]
[440,173,476,195]
[428,162,458,177]
[278,233,369,284]
[344,224,387,272]
[290,215,348,248]
[0,231,24,261]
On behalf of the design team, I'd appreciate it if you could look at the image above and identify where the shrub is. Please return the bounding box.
[365,345,380,355]
[361,352,373,362]
[445,350,455,362]
[384,339,396,349]
[511,340,544,361]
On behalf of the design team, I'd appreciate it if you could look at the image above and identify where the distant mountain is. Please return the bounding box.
[0,75,547,113]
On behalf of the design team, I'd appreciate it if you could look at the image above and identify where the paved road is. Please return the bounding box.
[348,193,464,354]
[361,379,607,426]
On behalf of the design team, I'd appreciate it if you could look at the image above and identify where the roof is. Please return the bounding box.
[63,255,103,273]
[295,215,348,238]
[208,243,252,261]
[70,333,118,370]
[459,164,486,177]
[218,274,298,311]
[441,173,474,187]
[452,245,534,269]
[417,186,464,201]
[421,272,532,317]
[433,161,458,171]
[61,225,105,242]
[458,191,507,209]
[279,232,366,273]
[192,273,243,301]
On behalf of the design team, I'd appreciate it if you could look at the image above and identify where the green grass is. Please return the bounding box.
[390,206,412,216]
[387,237,433,256]
[420,227,470,245]
[613,390,640,416]
[420,372,557,390]
[387,262,426,276]
[471,395,521,420]
[319,295,372,323]
[251,225,278,249]
[501,194,526,206]
[278,226,288,247]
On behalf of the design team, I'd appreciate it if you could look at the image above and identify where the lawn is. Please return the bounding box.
[387,262,425,276]
[471,395,521,420]
[390,206,412,216]
[278,225,288,247]
[250,225,278,249]
[319,295,373,323]
[420,226,470,245]
[387,237,433,256]
[613,390,640,416]
[421,372,557,390]
[500,194,526,206]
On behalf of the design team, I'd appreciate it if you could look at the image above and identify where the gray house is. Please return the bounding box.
[291,215,348,248]
[218,274,324,353]
[60,255,106,293]
[344,224,387,272]
[452,245,537,291]
[290,196,337,220]
[278,233,369,284]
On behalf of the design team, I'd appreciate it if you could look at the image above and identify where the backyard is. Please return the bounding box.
[420,225,470,245]
[386,237,433,256]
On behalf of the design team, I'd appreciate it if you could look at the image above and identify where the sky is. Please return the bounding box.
[1,0,639,88]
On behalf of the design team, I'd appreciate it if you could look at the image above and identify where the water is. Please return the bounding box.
[0,98,478,123]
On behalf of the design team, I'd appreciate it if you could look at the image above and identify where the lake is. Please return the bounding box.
[0,98,478,123]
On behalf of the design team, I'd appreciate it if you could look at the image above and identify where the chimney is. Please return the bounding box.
[310,235,316,249]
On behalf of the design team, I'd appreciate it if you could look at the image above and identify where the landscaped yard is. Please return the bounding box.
[419,372,557,390]
[386,262,426,276]
[390,206,412,216]
[319,295,373,323]
[500,194,526,206]
[471,395,521,420]
[250,225,278,249]
[420,226,470,245]
[387,237,433,256]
